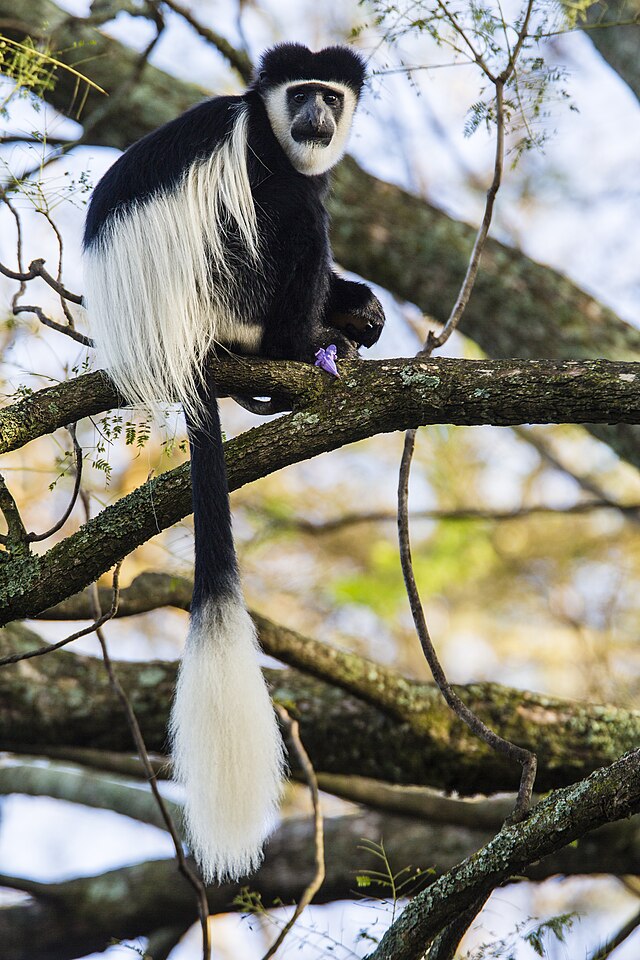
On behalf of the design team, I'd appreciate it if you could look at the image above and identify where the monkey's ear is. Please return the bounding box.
[258,70,268,84]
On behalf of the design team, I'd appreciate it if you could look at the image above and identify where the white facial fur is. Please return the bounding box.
[263,80,358,176]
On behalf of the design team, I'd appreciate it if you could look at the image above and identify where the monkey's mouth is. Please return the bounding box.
[292,128,333,147]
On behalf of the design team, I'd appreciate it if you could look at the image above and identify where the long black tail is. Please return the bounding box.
[169,373,285,883]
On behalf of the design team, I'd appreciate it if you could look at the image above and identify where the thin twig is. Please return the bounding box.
[433,0,495,80]
[397,3,538,830]
[398,432,537,821]
[424,78,504,354]
[1,184,86,341]
[0,194,27,310]
[0,564,122,666]
[261,705,325,960]
[39,207,76,325]
[0,257,82,303]
[12,304,93,346]
[28,424,83,542]
[82,495,211,960]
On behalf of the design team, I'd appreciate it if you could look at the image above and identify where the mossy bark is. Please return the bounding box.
[2,357,639,624]
[3,623,640,795]
[3,801,640,960]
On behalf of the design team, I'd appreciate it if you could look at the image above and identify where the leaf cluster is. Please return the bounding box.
[357,1,602,161]
[0,35,56,116]
[463,912,576,958]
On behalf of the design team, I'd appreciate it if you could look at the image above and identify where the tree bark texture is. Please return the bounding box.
[3,623,640,796]
[365,748,640,960]
[2,766,640,960]
[2,357,639,625]
[585,0,640,103]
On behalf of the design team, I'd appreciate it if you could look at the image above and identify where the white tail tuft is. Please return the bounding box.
[170,596,285,882]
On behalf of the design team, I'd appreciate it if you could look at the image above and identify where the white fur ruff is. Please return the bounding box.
[263,80,357,176]
[170,596,285,882]
[83,102,262,426]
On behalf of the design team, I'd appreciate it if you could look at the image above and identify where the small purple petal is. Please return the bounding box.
[314,344,340,377]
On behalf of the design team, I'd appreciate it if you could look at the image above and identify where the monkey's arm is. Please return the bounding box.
[325,274,385,348]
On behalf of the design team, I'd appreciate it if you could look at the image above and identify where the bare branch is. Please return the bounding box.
[0,758,180,827]
[398,429,537,822]
[157,0,253,83]
[83,505,211,960]
[0,257,83,303]
[2,758,640,960]
[316,773,516,829]
[12,304,93,346]
[0,564,121,666]
[398,4,539,832]
[2,357,640,625]
[262,706,325,960]
[3,622,640,796]
[253,497,640,535]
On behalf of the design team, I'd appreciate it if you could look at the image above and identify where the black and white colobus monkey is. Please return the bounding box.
[82,43,385,882]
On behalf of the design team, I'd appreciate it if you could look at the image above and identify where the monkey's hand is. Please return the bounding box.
[327,279,385,349]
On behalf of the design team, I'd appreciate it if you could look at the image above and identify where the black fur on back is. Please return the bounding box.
[83,97,239,248]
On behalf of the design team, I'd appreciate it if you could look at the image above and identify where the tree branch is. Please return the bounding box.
[365,749,640,959]
[2,623,640,796]
[2,357,639,625]
[583,1,640,104]
[5,0,640,475]
[2,771,640,960]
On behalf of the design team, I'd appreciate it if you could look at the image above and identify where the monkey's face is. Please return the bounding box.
[263,80,358,176]
[287,83,343,145]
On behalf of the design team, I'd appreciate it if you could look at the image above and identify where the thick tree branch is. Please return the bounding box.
[0,358,318,457]
[0,0,209,150]
[158,0,253,83]
[0,759,180,827]
[39,571,192,618]
[2,357,639,624]
[583,1,640,103]
[365,749,640,960]
[2,623,640,796]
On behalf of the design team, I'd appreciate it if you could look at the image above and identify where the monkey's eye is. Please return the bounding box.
[293,92,307,103]
[324,94,338,105]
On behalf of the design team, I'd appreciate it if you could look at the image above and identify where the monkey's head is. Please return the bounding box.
[254,43,366,176]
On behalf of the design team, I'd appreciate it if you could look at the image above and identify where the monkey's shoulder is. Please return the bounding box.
[84,95,244,247]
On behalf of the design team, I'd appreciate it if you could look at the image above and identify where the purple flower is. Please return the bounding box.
[314,344,340,377]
